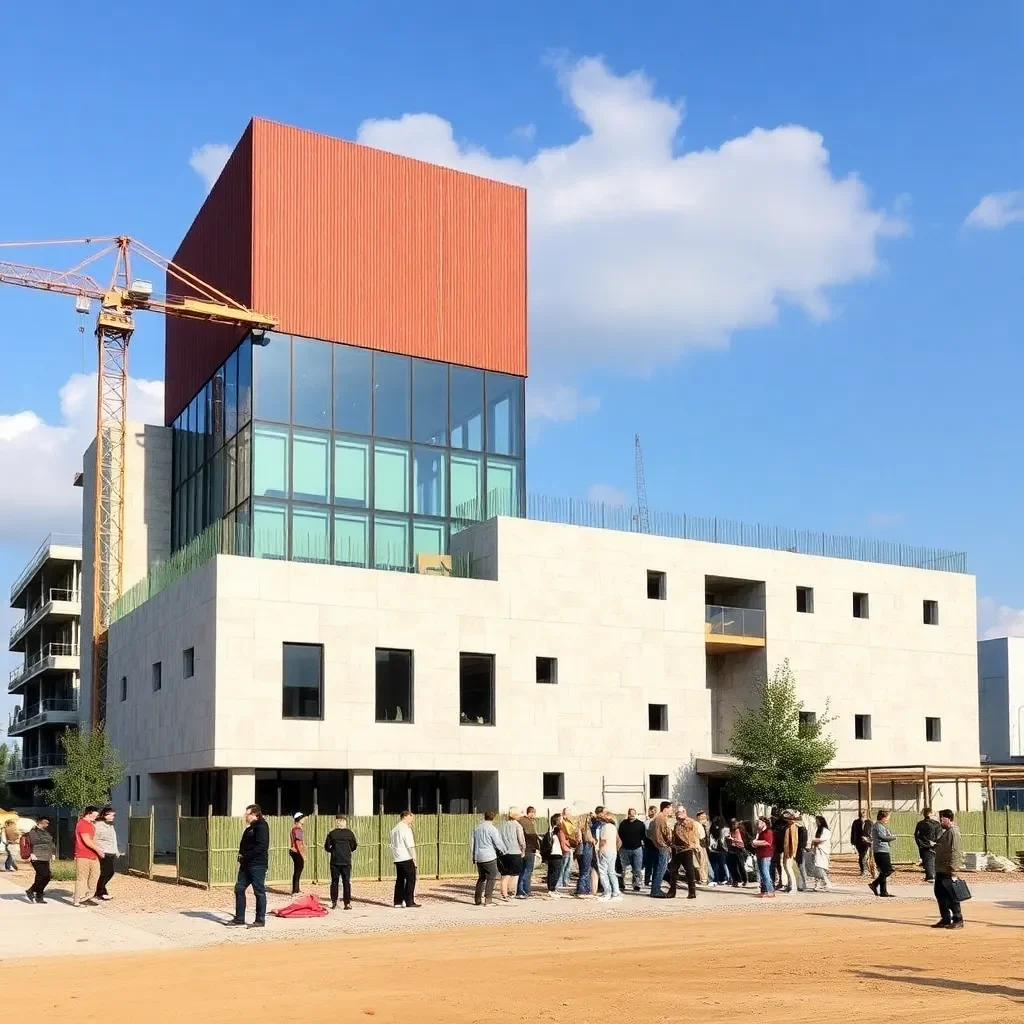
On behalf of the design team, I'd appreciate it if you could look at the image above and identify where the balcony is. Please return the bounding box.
[6,754,67,783]
[705,604,766,653]
[9,588,81,652]
[10,533,81,606]
[8,698,79,736]
[8,642,80,694]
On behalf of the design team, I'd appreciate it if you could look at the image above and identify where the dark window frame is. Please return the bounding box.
[120,676,127,702]
[648,703,669,731]
[459,652,496,726]
[542,772,565,801]
[796,586,814,614]
[923,600,939,626]
[649,774,669,800]
[152,661,162,693]
[183,647,195,679]
[647,570,667,600]
[375,647,415,724]
[282,642,325,721]
[536,656,558,685]
[855,714,872,740]
[926,716,942,742]
[853,592,870,619]
[798,710,817,735]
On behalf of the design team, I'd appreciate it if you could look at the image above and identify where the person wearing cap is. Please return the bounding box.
[289,812,306,895]
[25,814,55,903]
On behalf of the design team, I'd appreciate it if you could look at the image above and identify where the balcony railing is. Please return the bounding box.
[8,643,80,690]
[8,698,80,734]
[9,588,81,643]
[10,533,81,602]
[6,753,68,782]
[705,604,766,639]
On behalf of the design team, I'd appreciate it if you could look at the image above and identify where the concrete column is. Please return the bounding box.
[351,770,375,816]
[228,768,256,815]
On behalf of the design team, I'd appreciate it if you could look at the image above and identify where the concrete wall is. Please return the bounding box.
[978,636,1024,762]
[104,517,980,814]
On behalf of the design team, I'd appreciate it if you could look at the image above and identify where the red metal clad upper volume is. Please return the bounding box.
[165,118,527,425]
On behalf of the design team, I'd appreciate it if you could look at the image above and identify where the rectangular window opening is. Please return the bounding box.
[649,774,669,800]
[375,648,414,723]
[648,703,668,731]
[853,592,869,619]
[926,716,942,742]
[542,772,564,801]
[134,775,140,802]
[152,661,162,693]
[796,586,814,614]
[647,570,667,600]
[798,711,817,736]
[536,656,558,685]
[855,714,872,740]
[119,676,127,702]
[923,600,939,626]
[282,642,324,720]
[459,652,495,726]
[182,647,194,679]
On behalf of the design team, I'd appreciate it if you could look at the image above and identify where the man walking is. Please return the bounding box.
[390,810,420,908]
[914,807,941,883]
[649,801,674,898]
[25,814,55,903]
[933,809,965,929]
[72,806,101,908]
[471,811,507,906]
[850,808,872,876]
[869,809,897,898]
[667,807,699,899]
[517,806,540,899]
[617,808,645,892]
[226,804,270,928]
[324,815,358,909]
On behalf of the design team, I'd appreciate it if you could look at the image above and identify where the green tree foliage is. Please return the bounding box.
[0,742,10,806]
[725,660,836,813]
[49,729,125,810]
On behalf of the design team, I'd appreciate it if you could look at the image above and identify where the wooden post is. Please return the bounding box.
[955,779,961,812]
[987,768,995,809]
[175,798,181,886]
[436,789,442,880]
[148,805,155,880]
[922,766,931,808]
[865,769,874,875]
[890,780,896,810]
[207,802,213,890]
[377,803,384,882]
[965,779,970,812]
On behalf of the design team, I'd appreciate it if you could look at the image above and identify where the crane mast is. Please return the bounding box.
[634,433,650,534]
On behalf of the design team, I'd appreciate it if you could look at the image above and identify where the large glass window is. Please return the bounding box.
[486,373,523,457]
[450,366,483,450]
[253,425,289,499]
[202,381,213,461]
[451,453,482,520]
[224,349,238,439]
[212,366,225,450]
[253,502,287,559]
[376,649,413,723]
[293,337,332,428]
[292,430,329,504]
[282,643,323,720]
[209,449,224,522]
[334,345,371,435]
[292,506,329,562]
[334,437,369,508]
[237,337,252,428]
[236,426,251,505]
[459,652,495,726]
[195,387,207,464]
[413,359,448,445]
[374,516,409,569]
[413,448,446,517]
[486,457,520,517]
[413,520,445,559]
[334,511,368,566]
[374,443,410,513]
[373,352,410,440]
[224,437,237,512]
[253,333,291,422]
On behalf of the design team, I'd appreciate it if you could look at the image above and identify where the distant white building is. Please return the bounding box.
[978,636,1024,763]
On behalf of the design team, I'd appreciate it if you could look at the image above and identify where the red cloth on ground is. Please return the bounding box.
[271,893,328,918]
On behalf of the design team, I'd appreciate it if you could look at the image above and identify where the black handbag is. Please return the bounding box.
[951,877,972,902]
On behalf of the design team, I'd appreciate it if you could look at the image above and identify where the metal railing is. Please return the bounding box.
[705,604,766,639]
[9,588,81,642]
[6,754,67,781]
[10,533,81,601]
[8,698,80,733]
[8,642,81,688]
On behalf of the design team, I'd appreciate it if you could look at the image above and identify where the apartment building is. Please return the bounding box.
[6,534,82,798]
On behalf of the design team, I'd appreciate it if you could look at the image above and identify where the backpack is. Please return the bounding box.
[19,834,31,860]
[539,831,554,863]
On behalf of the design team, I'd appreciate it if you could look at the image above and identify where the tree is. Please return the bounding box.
[0,742,10,806]
[725,660,836,813]
[49,729,125,810]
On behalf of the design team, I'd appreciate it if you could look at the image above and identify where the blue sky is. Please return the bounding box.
[2,3,1024,721]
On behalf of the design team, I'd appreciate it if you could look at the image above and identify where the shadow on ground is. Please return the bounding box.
[854,966,1024,1003]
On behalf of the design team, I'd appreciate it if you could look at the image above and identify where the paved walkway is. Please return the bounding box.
[2,873,1019,962]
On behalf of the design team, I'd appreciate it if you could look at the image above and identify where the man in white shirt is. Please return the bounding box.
[390,811,421,908]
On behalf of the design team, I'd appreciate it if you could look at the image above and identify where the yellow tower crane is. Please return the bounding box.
[0,236,277,725]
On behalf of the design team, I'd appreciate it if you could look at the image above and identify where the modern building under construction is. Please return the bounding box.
[68,118,981,853]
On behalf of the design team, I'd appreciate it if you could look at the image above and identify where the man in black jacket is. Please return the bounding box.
[227,804,270,928]
[324,815,359,909]
[850,809,872,876]
[914,807,941,882]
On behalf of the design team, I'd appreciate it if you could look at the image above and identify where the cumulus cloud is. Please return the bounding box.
[587,483,629,506]
[526,383,600,438]
[978,596,1024,640]
[189,143,233,192]
[0,374,164,546]
[357,56,906,377]
[965,191,1024,231]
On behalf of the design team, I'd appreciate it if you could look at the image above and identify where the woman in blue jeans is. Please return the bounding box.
[752,816,776,898]
[575,815,595,897]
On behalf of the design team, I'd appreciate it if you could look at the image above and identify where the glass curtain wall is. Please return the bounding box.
[173,332,525,568]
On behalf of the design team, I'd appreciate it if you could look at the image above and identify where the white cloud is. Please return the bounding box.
[510,123,536,141]
[587,483,629,506]
[978,596,1024,640]
[0,374,164,546]
[526,383,600,438]
[965,191,1024,230]
[868,512,903,528]
[357,56,906,377]
[189,143,233,192]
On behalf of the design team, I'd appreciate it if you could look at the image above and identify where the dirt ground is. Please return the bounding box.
[7,899,1023,1023]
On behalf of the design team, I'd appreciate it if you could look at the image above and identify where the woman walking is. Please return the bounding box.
[870,809,897,898]
[25,814,55,903]
[809,815,832,891]
[726,818,748,887]
[752,816,776,898]
[94,807,120,901]
[289,812,306,895]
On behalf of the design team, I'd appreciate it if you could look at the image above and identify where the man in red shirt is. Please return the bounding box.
[751,816,776,899]
[72,806,102,907]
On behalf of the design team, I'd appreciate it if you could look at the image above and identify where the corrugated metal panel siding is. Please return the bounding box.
[163,124,255,424]
[250,118,527,376]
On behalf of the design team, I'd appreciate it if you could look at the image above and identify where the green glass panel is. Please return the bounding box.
[334,437,369,508]
[374,516,409,569]
[292,430,329,503]
[374,443,409,513]
[253,502,287,560]
[253,424,289,499]
[413,520,445,558]
[486,457,519,517]
[451,453,482,521]
[334,511,369,567]
[292,506,329,563]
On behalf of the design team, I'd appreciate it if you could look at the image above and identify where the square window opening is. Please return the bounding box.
[283,643,324,720]
[376,648,414,723]
[649,774,669,800]
[923,600,939,626]
[648,703,668,731]
[647,570,667,600]
[182,647,194,679]
[536,656,558,685]
[542,772,564,801]
[798,711,817,736]
[152,661,162,693]
[853,592,870,619]
[926,716,942,742]
[855,714,872,740]
[796,586,814,614]
[460,652,495,726]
